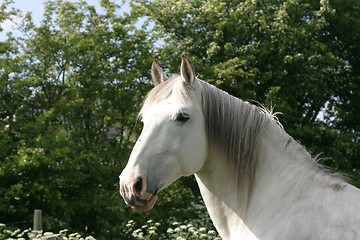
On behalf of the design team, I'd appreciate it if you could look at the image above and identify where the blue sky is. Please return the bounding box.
[0,0,129,40]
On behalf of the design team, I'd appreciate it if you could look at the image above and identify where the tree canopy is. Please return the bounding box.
[0,0,359,238]
[134,0,360,182]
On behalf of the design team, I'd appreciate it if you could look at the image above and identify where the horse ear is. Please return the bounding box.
[180,55,196,86]
[151,59,168,86]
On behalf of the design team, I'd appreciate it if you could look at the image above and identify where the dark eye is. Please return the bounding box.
[174,112,190,123]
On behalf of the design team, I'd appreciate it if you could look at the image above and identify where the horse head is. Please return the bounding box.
[119,55,208,211]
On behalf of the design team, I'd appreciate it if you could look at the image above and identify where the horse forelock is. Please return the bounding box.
[140,76,190,118]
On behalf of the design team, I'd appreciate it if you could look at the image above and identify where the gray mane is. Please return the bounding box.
[199,80,270,193]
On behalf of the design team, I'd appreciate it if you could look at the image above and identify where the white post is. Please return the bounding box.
[33,209,42,231]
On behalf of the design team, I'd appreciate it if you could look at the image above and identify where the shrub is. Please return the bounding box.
[0,224,95,240]
[123,219,220,239]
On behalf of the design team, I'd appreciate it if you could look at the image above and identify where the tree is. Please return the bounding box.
[133,0,359,185]
[0,0,155,237]
[323,0,360,185]
[1,1,216,238]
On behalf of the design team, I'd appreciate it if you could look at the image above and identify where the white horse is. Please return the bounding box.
[119,55,360,240]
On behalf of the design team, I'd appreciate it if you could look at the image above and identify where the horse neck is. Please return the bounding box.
[195,121,322,239]
[195,147,255,239]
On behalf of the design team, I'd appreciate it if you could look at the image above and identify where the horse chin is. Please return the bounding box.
[131,195,158,212]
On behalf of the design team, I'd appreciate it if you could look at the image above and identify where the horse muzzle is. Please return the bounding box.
[119,175,159,212]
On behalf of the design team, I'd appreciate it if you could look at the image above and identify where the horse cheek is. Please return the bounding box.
[180,123,207,176]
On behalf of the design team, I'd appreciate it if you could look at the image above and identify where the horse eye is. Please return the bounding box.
[174,112,190,123]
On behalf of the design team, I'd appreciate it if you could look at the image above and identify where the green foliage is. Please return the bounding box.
[0,0,154,237]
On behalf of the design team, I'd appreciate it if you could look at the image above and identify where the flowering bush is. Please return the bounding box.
[123,219,220,239]
[0,224,95,240]
[1,195,220,239]
[1,221,220,240]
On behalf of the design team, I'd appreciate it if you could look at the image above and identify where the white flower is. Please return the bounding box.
[199,227,206,232]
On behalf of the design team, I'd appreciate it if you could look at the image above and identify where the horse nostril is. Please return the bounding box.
[134,177,143,196]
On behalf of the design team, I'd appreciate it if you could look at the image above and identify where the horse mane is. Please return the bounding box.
[198,80,270,196]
